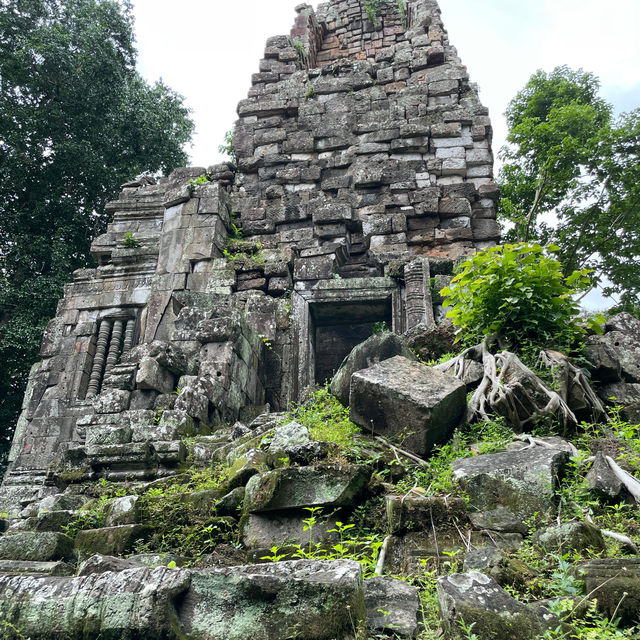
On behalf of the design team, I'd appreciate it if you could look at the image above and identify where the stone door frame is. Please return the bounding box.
[289,277,404,402]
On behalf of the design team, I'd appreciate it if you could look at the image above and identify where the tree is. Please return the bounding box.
[0,0,194,451]
[498,66,640,308]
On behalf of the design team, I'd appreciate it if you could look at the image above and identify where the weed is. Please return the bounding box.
[288,386,360,449]
[218,128,235,159]
[371,321,390,335]
[122,232,141,248]
[187,173,209,196]
[292,39,306,64]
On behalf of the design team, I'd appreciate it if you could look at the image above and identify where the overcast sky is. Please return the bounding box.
[132,0,640,167]
[131,0,640,308]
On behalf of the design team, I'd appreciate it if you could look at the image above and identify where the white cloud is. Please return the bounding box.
[131,1,640,168]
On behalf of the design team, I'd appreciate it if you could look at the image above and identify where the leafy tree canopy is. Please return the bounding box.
[0,0,194,449]
[498,66,640,309]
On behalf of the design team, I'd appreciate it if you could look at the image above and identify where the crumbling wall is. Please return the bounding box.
[0,0,498,501]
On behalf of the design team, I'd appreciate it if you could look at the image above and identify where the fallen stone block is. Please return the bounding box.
[104,495,141,527]
[349,356,466,457]
[452,445,569,523]
[0,566,190,639]
[128,552,187,568]
[32,509,78,533]
[385,495,468,534]
[533,521,606,554]
[0,560,74,577]
[75,524,149,558]
[244,464,370,513]
[572,558,640,624]
[78,554,141,576]
[364,576,419,638]
[241,510,340,549]
[330,332,417,406]
[587,451,629,501]
[462,547,535,589]
[136,357,175,394]
[267,420,310,461]
[180,560,366,640]
[437,572,559,640]
[0,532,74,562]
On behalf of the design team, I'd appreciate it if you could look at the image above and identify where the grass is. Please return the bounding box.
[288,386,360,449]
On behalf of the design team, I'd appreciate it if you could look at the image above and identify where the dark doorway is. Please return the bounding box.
[311,299,392,385]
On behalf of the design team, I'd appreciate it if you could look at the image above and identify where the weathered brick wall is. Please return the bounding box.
[235,0,499,285]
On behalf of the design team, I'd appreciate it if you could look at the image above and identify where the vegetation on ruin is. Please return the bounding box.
[0,0,194,460]
[122,233,142,249]
[441,242,593,353]
[289,386,360,450]
[498,66,640,309]
[218,128,236,160]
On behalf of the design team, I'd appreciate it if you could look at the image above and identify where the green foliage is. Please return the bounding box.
[122,233,141,249]
[289,386,360,449]
[542,599,637,639]
[396,0,407,28]
[217,128,235,160]
[371,321,390,335]
[305,86,317,100]
[363,0,384,26]
[0,0,193,451]
[441,242,591,351]
[498,66,640,307]
[134,466,233,559]
[187,173,210,196]
[292,39,306,65]
[396,418,513,497]
[549,408,640,542]
[262,508,384,579]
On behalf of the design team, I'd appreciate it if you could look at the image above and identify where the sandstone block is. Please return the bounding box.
[452,445,569,523]
[330,332,417,406]
[364,576,419,638]
[0,532,74,562]
[349,356,466,457]
[437,572,558,640]
[75,525,149,558]
[244,464,370,513]
[572,558,640,623]
[181,560,366,640]
[136,357,175,394]
[0,566,190,639]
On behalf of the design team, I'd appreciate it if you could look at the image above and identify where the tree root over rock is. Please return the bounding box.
[436,339,578,432]
[538,349,608,423]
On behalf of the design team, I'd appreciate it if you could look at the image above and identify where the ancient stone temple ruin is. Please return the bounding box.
[0,2,512,637]
[1,0,497,506]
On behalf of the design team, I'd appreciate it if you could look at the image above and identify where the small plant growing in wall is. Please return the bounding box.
[363,0,384,27]
[396,0,406,28]
[187,174,209,196]
[122,233,141,249]
[292,39,307,65]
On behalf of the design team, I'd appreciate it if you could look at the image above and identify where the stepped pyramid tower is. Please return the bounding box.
[0,0,498,511]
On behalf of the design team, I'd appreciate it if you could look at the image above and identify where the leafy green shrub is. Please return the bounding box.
[441,242,591,351]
